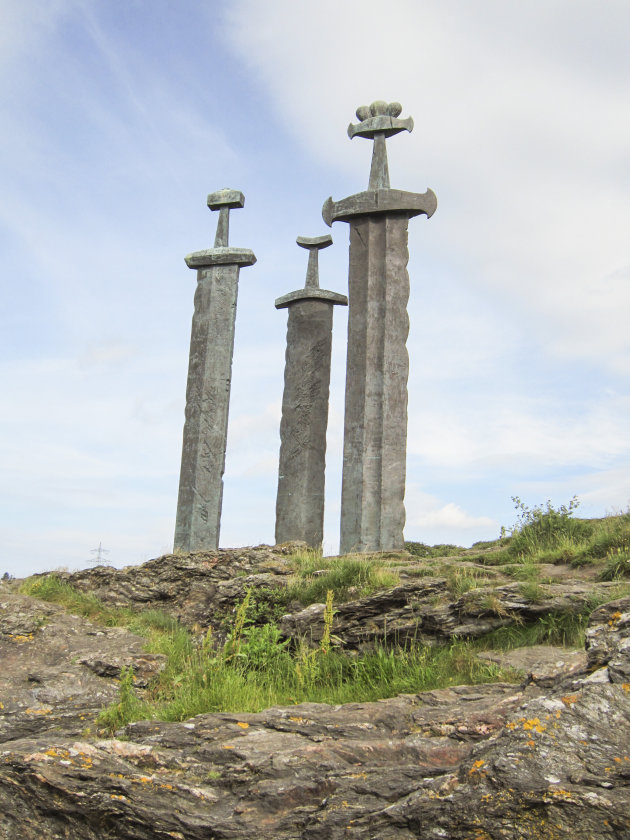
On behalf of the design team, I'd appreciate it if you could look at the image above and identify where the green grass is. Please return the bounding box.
[405,541,467,558]
[599,544,630,581]
[100,627,518,731]
[20,574,131,625]
[20,504,630,736]
[478,611,588,650]
[445,566,495,597]
[463,501,630,573]
[285,553,401,605]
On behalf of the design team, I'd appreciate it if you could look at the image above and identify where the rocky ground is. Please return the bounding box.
[1,546,629,838]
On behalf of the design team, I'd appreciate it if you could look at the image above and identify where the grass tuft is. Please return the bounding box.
[286,555,400,605]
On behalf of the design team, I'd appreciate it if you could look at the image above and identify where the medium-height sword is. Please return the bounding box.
[174,189,256,552]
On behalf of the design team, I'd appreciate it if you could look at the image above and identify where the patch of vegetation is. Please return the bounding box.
[402,564,441,578]
[470,498,630,574]
[518,581,547,603]
[599,544,630,581]
[467,547,513,566]
[20,574,131,626]
[500,561,541,581]
[96,666,152,731]
[98,598,517,733]
[405,541,466,558]
[471,539,501,550]
[479,610,589,649]
[285,554,400,605]
[505,496,592,558]
[445,567,495,597]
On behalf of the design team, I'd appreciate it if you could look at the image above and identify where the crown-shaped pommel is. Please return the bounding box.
[347,102,413,190]
[347,101,413,141]
[207,189,245,247]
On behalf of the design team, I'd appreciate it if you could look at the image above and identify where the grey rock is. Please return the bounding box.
[1,593,630,838]
[585,596,630,669]
[281,579,622,651]
[0,592,165,744]
[477,645,588,686]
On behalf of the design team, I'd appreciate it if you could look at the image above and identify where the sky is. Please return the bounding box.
[1,0,629,577]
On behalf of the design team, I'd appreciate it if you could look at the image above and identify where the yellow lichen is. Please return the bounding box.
[8,634,34,643]
[236,722,249,729]
[468,759,486,776]
[522,718,546,733]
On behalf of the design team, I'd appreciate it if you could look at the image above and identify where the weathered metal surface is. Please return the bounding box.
[275,235,347,547]
[174,191,255,552]
[323,102,437,553]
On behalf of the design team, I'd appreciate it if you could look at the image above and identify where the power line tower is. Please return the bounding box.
[89,542,111,566]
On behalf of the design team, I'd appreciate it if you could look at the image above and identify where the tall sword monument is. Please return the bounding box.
[174,189,256,552]
[322,101,437,553]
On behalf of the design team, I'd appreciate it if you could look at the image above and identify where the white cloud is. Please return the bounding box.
[404,485,499,546]
[408,397,630,473]
[225,0,630,371]
[411,502,497,535]
[2,0,629,575]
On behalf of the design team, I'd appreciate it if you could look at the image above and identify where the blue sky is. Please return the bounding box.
[2,0,629,576]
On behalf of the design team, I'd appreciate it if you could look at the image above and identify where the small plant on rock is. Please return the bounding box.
[599,544,630,581]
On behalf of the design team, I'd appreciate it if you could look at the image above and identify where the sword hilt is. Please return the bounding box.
[207,188,245,247]
[296,234,333,289]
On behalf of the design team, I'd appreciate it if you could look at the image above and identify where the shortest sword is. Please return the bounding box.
[275,234,347,547]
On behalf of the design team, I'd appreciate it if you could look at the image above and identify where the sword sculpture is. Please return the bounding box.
[174,189,256,552]
[275,234,347,547]
[323,101,437,553]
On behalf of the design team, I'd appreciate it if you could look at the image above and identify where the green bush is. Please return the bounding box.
[506,496,592,559]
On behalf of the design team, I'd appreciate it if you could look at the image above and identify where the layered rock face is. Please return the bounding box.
[1,551,629,839]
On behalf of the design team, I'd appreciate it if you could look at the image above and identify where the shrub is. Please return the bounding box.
[506,496,592,559]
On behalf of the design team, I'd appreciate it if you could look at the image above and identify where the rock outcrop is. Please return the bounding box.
[0,591,165,744]
[47,546,621,649]
[1,551,629,839]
